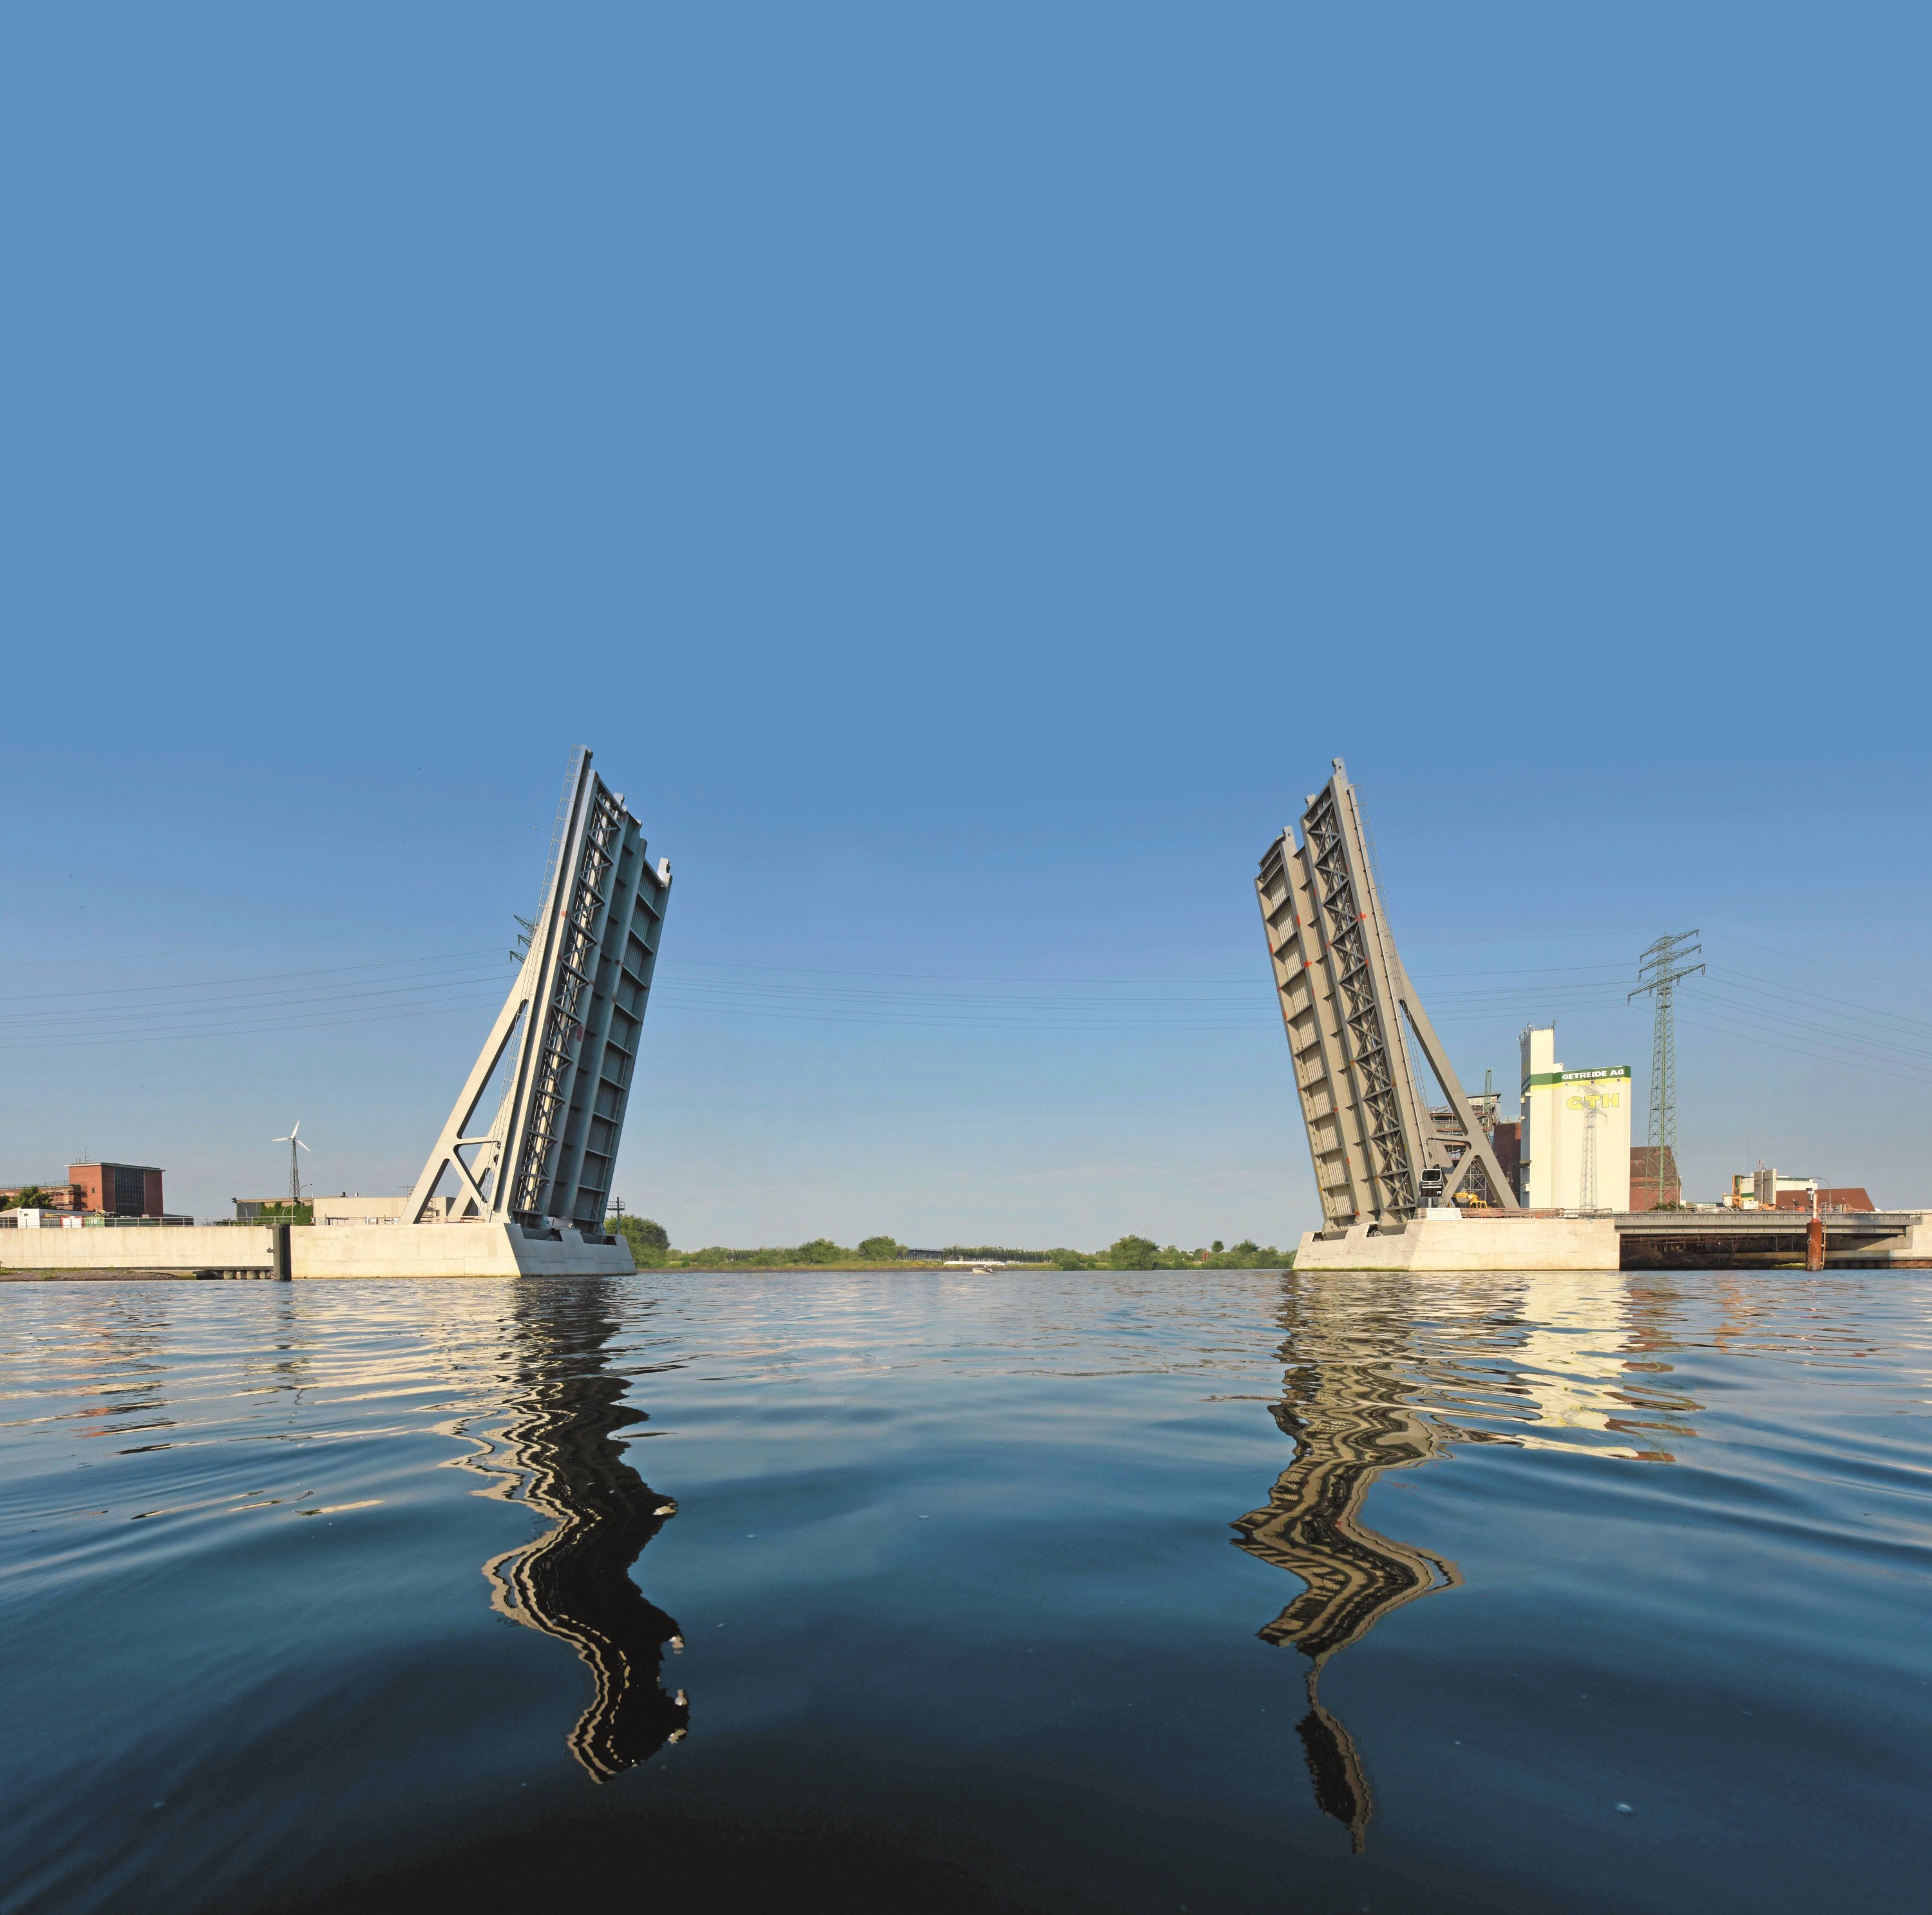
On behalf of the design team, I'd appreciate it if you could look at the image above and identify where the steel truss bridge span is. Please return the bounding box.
[1256,757,1517,1229]
[404,748,670,1236]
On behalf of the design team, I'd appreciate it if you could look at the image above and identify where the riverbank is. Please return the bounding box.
[620,1224,1293,1272]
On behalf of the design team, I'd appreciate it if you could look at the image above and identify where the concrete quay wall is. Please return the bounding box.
[0,1223,634,1279]
[1294,1214,1620,1273]
[0,1225,278,1275]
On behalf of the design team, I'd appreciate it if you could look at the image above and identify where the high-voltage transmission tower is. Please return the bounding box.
[1629,931,1703,1183]
[1255,758,1519,1227]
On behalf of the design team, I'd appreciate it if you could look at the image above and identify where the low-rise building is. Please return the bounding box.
[4,1162,167,1219]
[0,1207,191,1228]
[233,1198,310,1221]
[0,1208,89,1230]
[312,1196,406,1225]
[1727,1168,1874,1212]
[0,1182,82,1210]
[234,1194,409,1224]
[1756,1167,1814,1208]
[1776,1186,1874,1212]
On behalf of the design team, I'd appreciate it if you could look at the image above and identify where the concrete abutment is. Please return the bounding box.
[0,1223,635,1279]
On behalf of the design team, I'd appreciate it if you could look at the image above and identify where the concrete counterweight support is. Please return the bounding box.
[294,1223,635,1278]
[1293,1213,1621,1273]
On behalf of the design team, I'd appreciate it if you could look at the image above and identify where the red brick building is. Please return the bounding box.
[67,1162,166,1217]
[1488,1121,1522,1201]
[1630,1146,1681,1210]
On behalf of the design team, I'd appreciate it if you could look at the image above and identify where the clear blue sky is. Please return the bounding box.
[3,5,1927,1242]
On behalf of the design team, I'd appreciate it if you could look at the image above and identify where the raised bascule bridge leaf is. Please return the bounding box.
[404,747,671,1245]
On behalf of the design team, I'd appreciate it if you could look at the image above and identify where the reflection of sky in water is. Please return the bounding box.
[0,1269,1926,1915]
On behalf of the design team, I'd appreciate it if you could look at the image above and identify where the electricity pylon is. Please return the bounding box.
[1629,933,1704,1188]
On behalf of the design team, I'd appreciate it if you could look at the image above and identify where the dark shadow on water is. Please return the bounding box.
[476,1278,690,1777]
[274,1811,1027,1915]
[1232,1273,1463,1852]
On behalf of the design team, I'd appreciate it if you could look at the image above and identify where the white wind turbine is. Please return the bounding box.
[272,1123,312,1206]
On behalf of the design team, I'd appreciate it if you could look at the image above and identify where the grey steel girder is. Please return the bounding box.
[404,748,670,1232]
[1256,758,1517,1227]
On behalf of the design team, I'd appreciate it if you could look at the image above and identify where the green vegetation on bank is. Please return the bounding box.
[612,1217,1290,1271]
[1050,1235,1292,1270]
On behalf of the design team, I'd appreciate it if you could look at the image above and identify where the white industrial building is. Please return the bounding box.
[1519,1026,1631,1211]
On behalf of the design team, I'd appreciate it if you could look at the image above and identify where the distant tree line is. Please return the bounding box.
[610,1217,1289,1271]
[1050,1236,1291,1270]
[612,1219,905,1268]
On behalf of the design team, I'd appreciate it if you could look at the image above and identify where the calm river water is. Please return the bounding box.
[2,1270,1927,1913]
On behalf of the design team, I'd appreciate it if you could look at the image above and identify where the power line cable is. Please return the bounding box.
[0,968,513,1035]
[0,949,504,1006]
[1708,966,1932,1043]
[1695,986,1932,1067]
[1676,1011,1932,1091]
[0,993,507,1052]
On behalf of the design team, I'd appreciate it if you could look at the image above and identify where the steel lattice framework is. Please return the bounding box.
[1629,931,1703,1172]
[404,748,670,1234]
[1256,757,1517,1230]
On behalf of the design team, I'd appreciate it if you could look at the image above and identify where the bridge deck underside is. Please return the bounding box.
[1615,1212,1925,1270]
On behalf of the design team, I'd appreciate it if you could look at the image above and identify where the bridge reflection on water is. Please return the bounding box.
[1236,1270,1718,1850]
[459,1270,1730,1821]
[468,1280,690,1778]
[1231,1278,1461,1853]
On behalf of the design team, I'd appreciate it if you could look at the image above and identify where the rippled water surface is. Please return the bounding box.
[3,1270,1928,1913]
